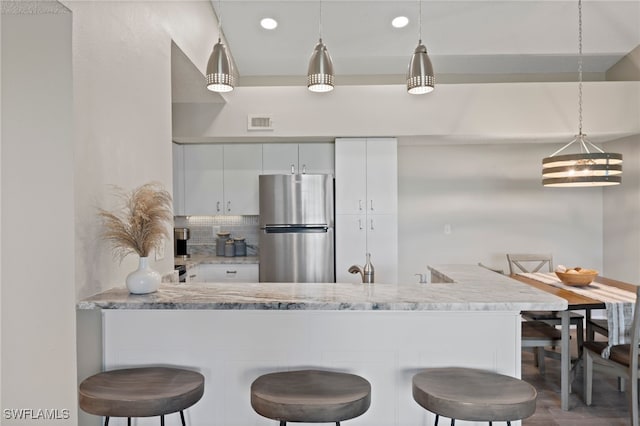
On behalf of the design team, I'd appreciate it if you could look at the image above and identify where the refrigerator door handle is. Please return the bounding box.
[264,225,329,234]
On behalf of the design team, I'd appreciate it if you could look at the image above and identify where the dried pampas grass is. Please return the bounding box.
[98,182,173,262]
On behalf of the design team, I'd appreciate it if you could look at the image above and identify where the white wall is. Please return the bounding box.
[603,135,640,282]
[66,0,218,299]
[1,11,76,425]
[398,142,605,283]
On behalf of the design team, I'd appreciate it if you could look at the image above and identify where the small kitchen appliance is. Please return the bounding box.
[174,227,190,259]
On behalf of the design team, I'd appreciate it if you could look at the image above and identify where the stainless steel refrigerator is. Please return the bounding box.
[259,174,334,283]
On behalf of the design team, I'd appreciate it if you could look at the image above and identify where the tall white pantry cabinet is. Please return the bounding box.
[335,138,398,284]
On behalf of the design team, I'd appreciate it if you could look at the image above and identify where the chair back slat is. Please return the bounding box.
[628,286,640,374]
[506,254,553,275]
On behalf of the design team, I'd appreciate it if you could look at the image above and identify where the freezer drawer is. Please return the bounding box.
[259,228,334,283]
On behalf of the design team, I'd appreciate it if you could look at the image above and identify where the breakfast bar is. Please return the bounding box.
[78,265,566,426]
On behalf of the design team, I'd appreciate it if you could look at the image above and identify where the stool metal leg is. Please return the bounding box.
[104,417,109,426]
[180,410,186,426]
[161,415,165,426]
[434,414,439,426]
[128,418,131,426]
[279,422,286,426]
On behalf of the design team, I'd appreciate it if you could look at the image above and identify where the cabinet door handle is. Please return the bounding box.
[226,270,237,274]
[301,164,307,174]
[370,200,374,211]
[358,219,363,230]
[358,200,363,211]
[216,201,221,212]
[291,164,296,174]
[227,201,231,212]
[370,219,374,230]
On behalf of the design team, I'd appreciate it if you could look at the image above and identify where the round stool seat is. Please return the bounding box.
[79,367,204,418]
[251,369,371,423]
[412,367,536,422]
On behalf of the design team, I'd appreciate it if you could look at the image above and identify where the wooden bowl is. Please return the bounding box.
[555,269,598,286]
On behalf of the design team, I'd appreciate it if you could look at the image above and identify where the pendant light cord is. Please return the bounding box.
[319,0,323,41]
[418,0,422,44]
[577,0,583,137]
[217,0,223,41]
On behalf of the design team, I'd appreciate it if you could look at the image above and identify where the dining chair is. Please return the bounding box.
[480,258,563,375]
[583,286,640,426]
[506,253,584,358]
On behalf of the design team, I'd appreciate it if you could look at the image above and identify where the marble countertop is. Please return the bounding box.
[77,264,567,311]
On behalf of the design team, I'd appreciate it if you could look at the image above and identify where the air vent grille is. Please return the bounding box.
[247,115,274,131]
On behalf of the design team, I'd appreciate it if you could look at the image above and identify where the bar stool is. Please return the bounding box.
[412,367,536,426]
[250,369,371,425]
[79,366,204,426]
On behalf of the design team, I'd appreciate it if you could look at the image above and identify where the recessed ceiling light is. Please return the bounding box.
[260,17,278,30]
[392,16,409,28]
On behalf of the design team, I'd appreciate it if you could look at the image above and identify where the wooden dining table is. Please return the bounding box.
[511,273,636,411]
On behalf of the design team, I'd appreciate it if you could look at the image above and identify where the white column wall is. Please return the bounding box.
[1,11,76,424]
[66,0,219,299]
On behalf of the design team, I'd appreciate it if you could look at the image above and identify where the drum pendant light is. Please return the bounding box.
[542,0,622,187]
[407,0,434,94]
[307,1,334,92]
[206,0,235,93]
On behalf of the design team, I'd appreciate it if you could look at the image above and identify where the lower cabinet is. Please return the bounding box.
[187,263,259,283]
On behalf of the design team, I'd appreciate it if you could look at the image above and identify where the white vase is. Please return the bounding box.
[126,256,161,294]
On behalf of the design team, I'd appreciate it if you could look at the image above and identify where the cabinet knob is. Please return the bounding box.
[291,164,295,174]
[216,201,221,212]
[301,164,307,174]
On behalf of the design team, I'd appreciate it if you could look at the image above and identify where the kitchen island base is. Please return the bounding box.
[101,309,522,426]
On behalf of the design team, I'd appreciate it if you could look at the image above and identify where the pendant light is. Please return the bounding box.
[206,0,235,93]
[307,1,334,93]
[407,0,434,94]
[542,0,622,187]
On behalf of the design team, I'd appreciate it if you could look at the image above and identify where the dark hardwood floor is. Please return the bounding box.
[522,348,631,425]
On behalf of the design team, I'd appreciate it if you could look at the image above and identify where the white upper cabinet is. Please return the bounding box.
[298,143,335,175]
[178,144,262,216]
[262,143,334,175]
[172,143,185,216]
[335,138,397,215]
[262,143,299,174]
[364,138,398,215]
[223,144,262,215]
[183,144,224,215]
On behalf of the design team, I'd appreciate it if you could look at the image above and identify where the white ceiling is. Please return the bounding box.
[212,0,640,85]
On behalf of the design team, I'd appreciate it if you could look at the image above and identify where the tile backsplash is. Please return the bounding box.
[174,215,259,256]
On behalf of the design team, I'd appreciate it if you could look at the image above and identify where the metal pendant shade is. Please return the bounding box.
[407,0,434,95]
[307,38,335,93]
[542,0,622,187]
[206,38,235,93]
[407,41,434,94]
